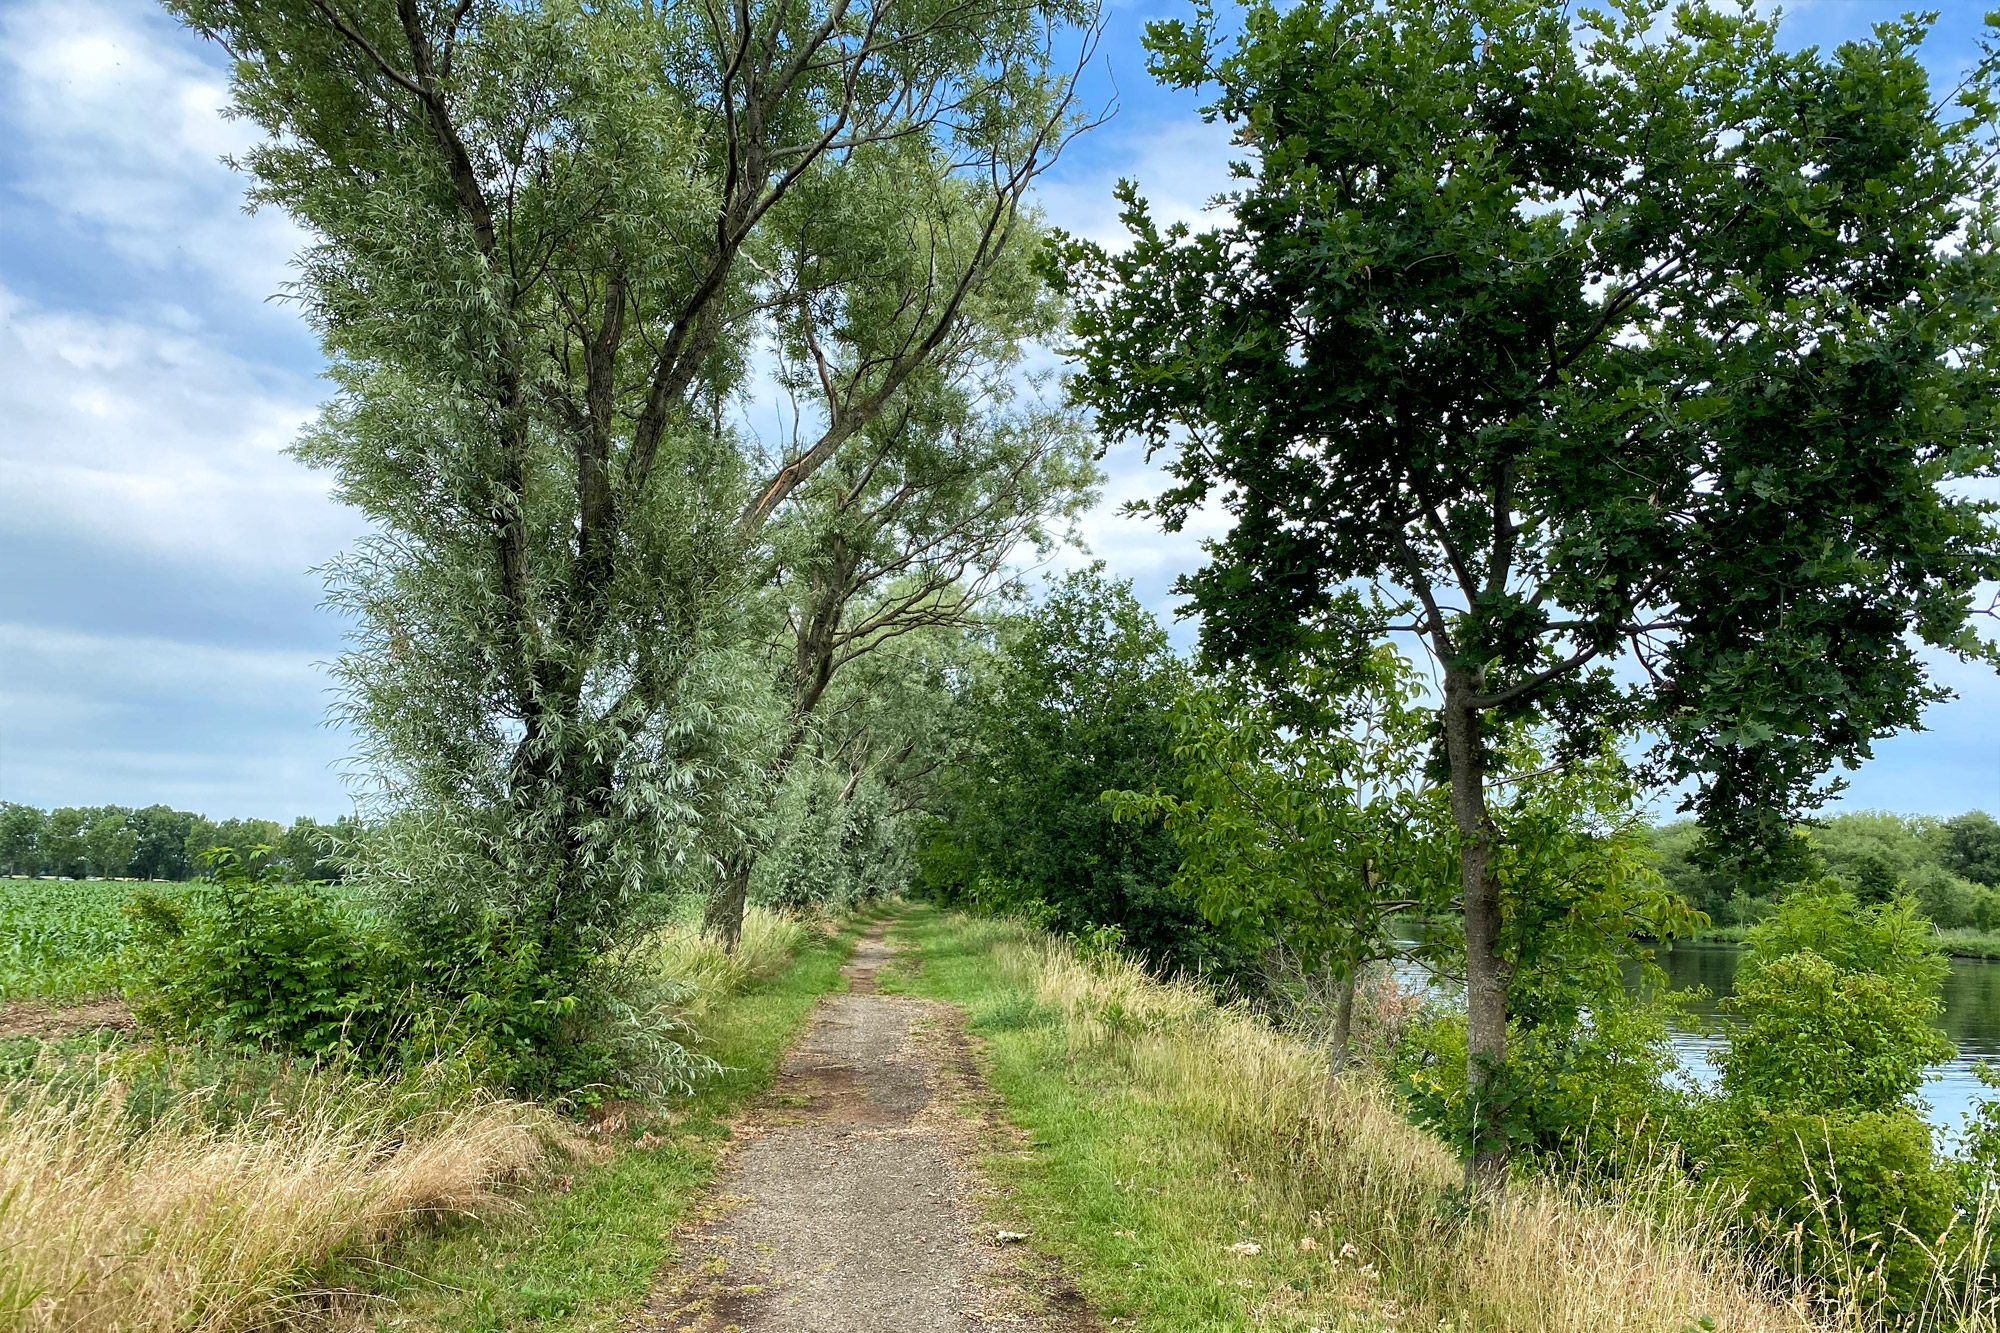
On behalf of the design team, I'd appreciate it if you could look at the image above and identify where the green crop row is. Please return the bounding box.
[0,877,150,1001]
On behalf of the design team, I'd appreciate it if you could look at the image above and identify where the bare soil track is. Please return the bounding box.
[0,997,133,1040]
[638,921,1095,1333]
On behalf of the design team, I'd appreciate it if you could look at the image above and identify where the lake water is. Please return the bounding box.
[1648,942,2000,1139]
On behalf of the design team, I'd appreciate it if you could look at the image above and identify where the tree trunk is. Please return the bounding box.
[1328,964,1358,1086]
[1442,668,1507,1196]
[700,543,853,953]
[705,853,753,953]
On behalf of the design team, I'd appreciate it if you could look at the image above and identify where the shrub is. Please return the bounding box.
[1397,992,1688,1168]
[1716,950,1953,1114]
[1718,1108,1962,1312]
[1977,885,2000,934]
[124,849,797,1108]
[126,849,400,1060]
[1689,884,1964,1310]
[1737,883,1948,988]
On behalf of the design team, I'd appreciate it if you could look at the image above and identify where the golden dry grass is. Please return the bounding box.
[0,1068,568,1333]
[995,926,1871,1333]
[0,901,829,1333]
[634,905,820,1017]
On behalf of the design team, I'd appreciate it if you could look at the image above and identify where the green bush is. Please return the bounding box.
[122,846,724,1107]
[1715,950,1953,1113]
[1397,991,1687,1167]
[126,848,401,1059]
[1719,1108,1961,1312]
[1688,884,1962,1310]
[1974,885,2000,934]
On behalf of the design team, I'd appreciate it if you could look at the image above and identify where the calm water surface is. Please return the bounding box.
[1647,943,2000,1138]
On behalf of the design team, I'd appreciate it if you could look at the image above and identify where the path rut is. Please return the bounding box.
[639,921,1088,1333]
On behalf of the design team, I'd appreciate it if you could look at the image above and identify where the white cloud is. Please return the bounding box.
[1034,114,1242,249]
[1019,112,1243,635]
[0,282,353,579]
[0,2,358,816]
[0,621,351,818]
[0,0,308,305]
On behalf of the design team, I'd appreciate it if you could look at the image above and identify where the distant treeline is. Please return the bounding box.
[0,803,357,883]
[1653,809,2000,931]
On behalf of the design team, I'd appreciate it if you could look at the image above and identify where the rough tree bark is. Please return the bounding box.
[1442,668,1507,1194]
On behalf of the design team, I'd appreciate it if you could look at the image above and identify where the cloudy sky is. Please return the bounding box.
[0,0,1994,823]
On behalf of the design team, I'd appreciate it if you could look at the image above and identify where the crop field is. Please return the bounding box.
[0,877,151,1001]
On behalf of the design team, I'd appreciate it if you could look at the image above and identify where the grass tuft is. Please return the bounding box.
[0,1065,566,1333]
[634,905,821,1016]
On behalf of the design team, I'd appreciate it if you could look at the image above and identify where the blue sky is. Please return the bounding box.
[0,0,1994,822]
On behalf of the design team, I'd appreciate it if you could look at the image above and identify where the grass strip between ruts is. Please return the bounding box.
[349,907,884,1333]
[877,903,1343,1333]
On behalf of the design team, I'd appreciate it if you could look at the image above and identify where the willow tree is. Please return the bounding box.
[1061,0,2000,1186]
[705,361,1097,945]
[172,0,1094,1079]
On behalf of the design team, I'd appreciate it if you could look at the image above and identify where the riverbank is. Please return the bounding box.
[883,905,1835,1333]
[1686,925,2000,959]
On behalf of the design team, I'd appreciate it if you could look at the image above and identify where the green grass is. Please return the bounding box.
[876,905,1344,1332]
[876,906,1828,1333]
[352,906,884,1333]
[1692,920,2000,959]
[0,877,147,1000]
[1932,928,2000,960]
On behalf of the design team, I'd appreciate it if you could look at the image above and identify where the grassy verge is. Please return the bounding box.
[1690,923,2000,960]
[883,904,1833,1333]
[351,905,880,1333]
[0,1063,563,1333]
[0,903,876,1333]
[1934,929,2000,961]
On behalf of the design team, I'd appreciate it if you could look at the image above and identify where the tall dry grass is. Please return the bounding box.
[632,904,819,1017]
[0,1067,567,1333]
[993,924,1914,1333]
[0,901,824,1333]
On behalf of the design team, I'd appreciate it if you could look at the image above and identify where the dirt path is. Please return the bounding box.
[639,921,1091,1333]
[0,996,133,1040]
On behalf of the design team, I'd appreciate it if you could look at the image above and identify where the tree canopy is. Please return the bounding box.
[922,568,1238,974]
[169,0,1097,1090]
[1057,0,2000,1183]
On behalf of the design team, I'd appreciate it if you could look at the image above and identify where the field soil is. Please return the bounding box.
[637,922,1094,1333]
[0,996,133,1040]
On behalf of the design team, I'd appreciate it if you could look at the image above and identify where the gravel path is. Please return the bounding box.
[639,922,1092,1333]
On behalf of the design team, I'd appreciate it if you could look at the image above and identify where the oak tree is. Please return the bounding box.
[1059,0,2000,1185]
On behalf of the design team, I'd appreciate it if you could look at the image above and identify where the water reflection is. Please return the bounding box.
[1645,942,2000,1137]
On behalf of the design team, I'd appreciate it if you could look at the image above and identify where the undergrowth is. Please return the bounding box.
[0,901,862,1333]
[888,906,1993,1333]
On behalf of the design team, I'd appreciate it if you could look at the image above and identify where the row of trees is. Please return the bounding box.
[161,0,2000,1269]
[1657,810,2000,932]
[917,569,1986,1312]
[156,0,1104,1096]
[0,803,351,883]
